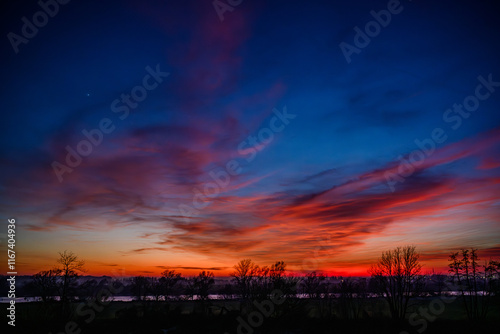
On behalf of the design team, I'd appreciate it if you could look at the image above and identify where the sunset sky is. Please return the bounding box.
[1,0,499,277]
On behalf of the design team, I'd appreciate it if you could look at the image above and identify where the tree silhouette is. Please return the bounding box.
[160,269,182,301]
[302,271,326,299]
[270,260,287,291]
[336,277,367,320]
[252,265,271,300]
[449,248,500,321]
[230,259,258,300]
[149,277,164,302]
[56,250,85,306]
[369,245,424,321]
[194,271,215,301]
[32,269,61,303]
[131,276,150,301]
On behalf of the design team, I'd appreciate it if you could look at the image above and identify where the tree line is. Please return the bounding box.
[5,246,499,322]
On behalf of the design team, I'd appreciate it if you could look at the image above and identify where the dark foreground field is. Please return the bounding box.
[2,297,499,334]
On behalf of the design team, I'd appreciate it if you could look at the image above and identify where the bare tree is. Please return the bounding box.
[194,271,215,301]
[221,283,235,300]
[432,273,447,297]
[184,277,196,301]
[302,271,326,299]
[148,277,163,302]
[56,251,85,305]
[336,278,367,320]
[270,260,287,291]
[32,269,61,303]
[369,245,424,320]
[251,265,271,300]
[160,269,182,301]
[230,259,258,300]
[301,272,329,319]
[131,276,150,301]
[449,248,500,321]
[193,271,215,316]
[76,278,100,301]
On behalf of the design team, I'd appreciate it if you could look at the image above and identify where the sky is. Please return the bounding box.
[0,0,499,277]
